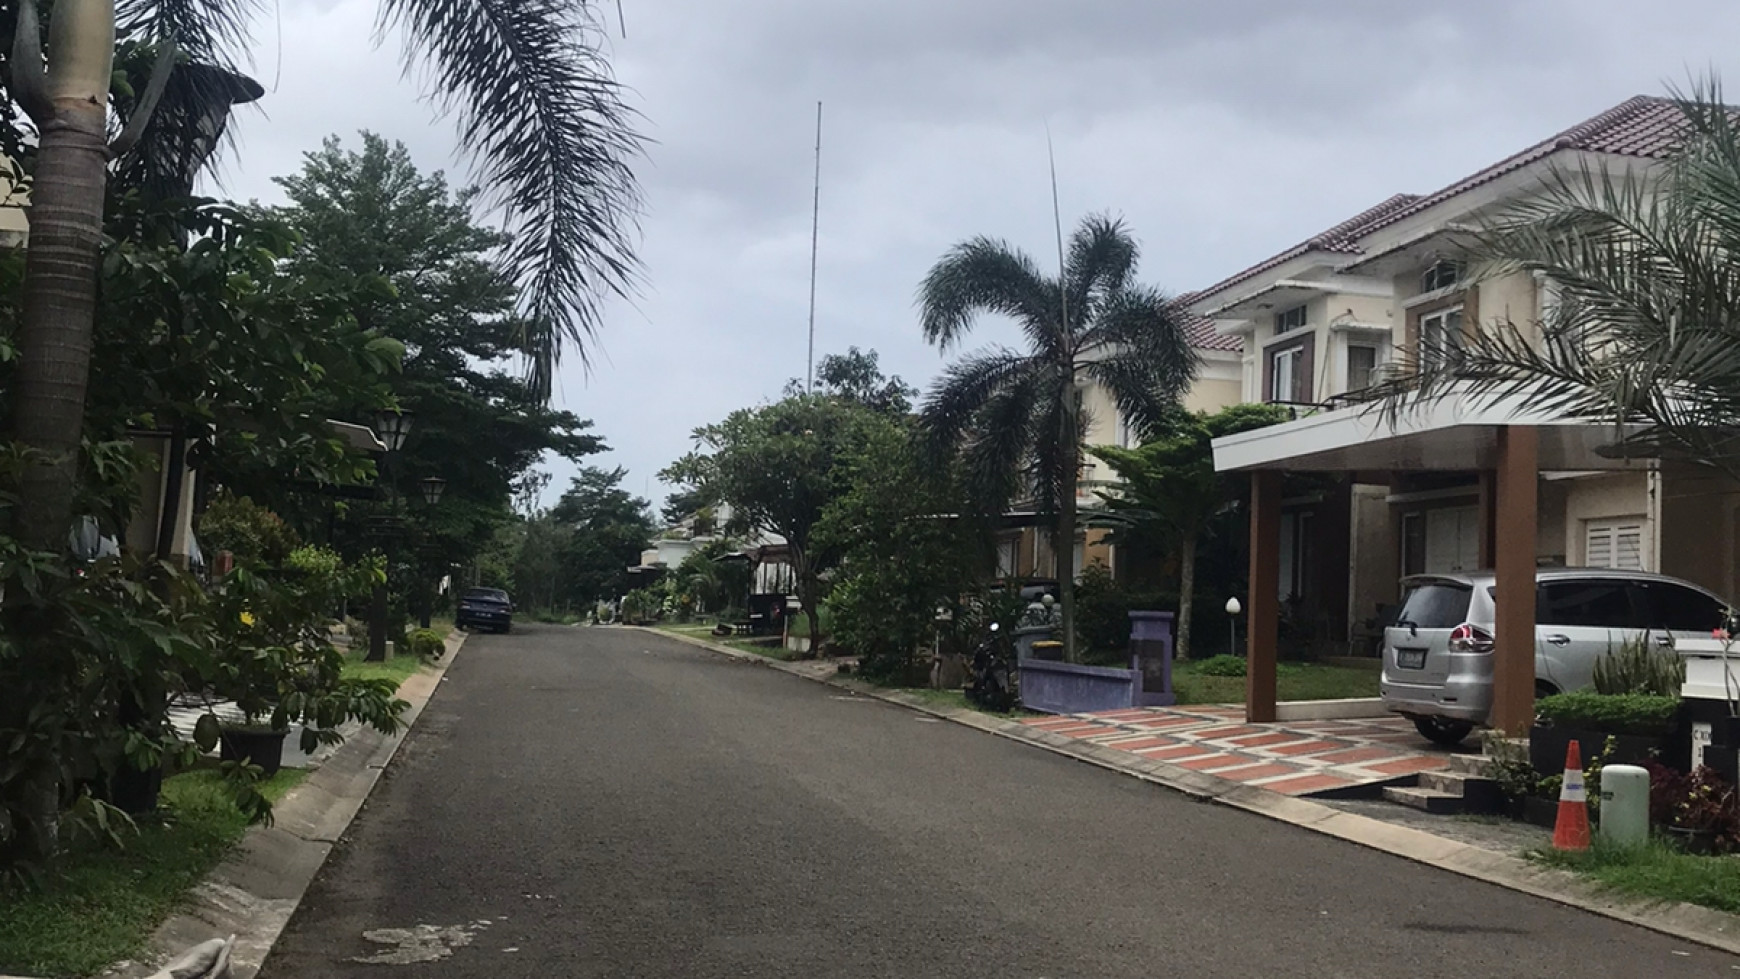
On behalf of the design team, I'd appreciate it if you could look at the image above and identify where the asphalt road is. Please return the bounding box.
[259,624,1739,978]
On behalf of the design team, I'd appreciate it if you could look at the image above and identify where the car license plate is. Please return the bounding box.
[1396,649,1427,670]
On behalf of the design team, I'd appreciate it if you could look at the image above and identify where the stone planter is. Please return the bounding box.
[1016,611,1175,714]
[1528,725,1669,776]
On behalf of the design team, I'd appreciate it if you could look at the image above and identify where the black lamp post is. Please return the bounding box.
[414,476,447,628]
[366,410,415,662]
[151,64,266,567]
[419,476,447,506]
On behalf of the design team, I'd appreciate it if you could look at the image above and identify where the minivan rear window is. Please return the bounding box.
[1397,582,1473,629]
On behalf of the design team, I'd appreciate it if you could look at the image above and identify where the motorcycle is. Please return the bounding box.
[964,620,1017,712]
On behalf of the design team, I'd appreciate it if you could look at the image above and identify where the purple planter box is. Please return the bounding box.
[1017,611,1175,715]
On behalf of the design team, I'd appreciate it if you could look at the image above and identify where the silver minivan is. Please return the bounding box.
[1381,568,1728,745]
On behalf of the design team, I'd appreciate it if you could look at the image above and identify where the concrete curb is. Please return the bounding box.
[640,625,1740,957]
[114,631,470,979]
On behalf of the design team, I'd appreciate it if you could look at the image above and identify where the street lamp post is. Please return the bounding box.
[414,477,447,628]
[366,410,414,662]
[1225,596,1243,658]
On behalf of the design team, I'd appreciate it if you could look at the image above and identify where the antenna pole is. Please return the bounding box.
[807,101,823,394]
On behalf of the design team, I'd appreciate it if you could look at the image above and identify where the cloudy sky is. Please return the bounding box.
[217,0,1740,512]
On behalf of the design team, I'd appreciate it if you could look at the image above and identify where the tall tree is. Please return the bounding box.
[1382,84,1740,477]
[786,346,918,415]
[917,215,1198,662]
[1090,404,1291,660]
[270,134,603,632]
[662,395,891,646]
[3,0,639,557]
[547,465,652,608]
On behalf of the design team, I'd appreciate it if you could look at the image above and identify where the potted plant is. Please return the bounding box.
[1666,767,1739,854]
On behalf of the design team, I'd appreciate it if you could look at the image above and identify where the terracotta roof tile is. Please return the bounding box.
[1163,292,1241,353]
[1190,96,1699,311]
[1189,193,1421,304]
[1357,95,1691,238]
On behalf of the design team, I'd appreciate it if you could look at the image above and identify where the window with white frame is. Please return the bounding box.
[1347,344,1379,390]
[1421,261,1463,293]
[1418,305,1464,369]
[1270,345,1302,402]
[1276,304,1307,334]
[1586,518,1645,570]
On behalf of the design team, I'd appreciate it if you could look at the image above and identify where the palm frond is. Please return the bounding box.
[916,236,1058,353]
[917,347,1036,460]
[960,371,1044,510]
[380,0,642,396]
[117,0,259,67]
[1063,212,1135,332]
[1077,285,1199,440]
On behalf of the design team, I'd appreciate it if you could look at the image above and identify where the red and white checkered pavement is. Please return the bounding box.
[1020,705,1453,797]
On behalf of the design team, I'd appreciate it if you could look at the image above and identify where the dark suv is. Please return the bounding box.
[456,587,514,633]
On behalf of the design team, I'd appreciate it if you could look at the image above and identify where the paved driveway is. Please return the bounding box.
[258,624,1738,978]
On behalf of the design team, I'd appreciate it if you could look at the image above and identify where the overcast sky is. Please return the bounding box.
[216,0,1740,513]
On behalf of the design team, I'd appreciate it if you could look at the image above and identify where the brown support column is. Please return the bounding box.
[1492,426,1539,735]
[1247,470,1281,723]
[1477,471,1498,569]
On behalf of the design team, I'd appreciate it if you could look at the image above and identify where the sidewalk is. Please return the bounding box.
[1019,707,1452,797]
[640,626,1740,957]
[110,631,467,979]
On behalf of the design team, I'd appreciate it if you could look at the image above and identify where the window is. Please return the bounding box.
[997,538,1019,578]
[1585,518,1645,570]
[1347,344,1378,390]
[1538,580,1637,628]
[1396,582,1474,630]
[1418,305,1464,369]
[1271,347,1300,401]
[1421,260,1463,293]
[1639,582,1726,632]
[1276,305,1307,334]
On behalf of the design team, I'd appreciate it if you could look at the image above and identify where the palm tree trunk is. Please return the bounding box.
[1177,525,1197,661]
[10,0,115,550]
[1058,388,1080,664]
[0,0,117,868]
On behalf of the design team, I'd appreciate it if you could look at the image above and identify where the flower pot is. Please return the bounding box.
[106,761,164,816]
[1669,825,1720,855]
[219,727,289,777]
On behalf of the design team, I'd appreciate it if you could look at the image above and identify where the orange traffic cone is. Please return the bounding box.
[1553,738,1591,851]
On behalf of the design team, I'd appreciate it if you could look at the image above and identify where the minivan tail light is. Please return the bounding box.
[1448,623,1494,654]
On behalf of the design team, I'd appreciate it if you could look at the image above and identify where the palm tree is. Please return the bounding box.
[4,0,640,555]
[917,215,1198,662]
[1384,84,1740,477]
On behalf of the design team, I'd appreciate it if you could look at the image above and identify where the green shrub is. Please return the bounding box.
[1593,633,1685,696]
[1535,692,1680,736]
[406,628,446,659]
[1074,564,1173,654]
[1194,654,1248,677]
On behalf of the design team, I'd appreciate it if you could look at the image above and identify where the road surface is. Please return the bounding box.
[258,624,1737,977]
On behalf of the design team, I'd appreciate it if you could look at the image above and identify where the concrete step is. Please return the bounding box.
[1418,770,1507,814]
[1447,753,1493,776]
[1382,785,1464,815]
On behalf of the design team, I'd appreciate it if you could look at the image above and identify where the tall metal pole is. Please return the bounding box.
[806,101,823,393]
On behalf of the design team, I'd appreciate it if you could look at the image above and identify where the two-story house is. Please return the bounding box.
[1205,96,1740,674]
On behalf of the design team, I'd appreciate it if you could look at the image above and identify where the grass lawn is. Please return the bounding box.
[1532,839,1740,914]
[1172,659,1379,705]
[341,649,427,689]
[895,686,1024,718]
[0,768,307,978]
[652,623,800,660]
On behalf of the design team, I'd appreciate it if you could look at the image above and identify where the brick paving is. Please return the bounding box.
[1018,704,1453,797]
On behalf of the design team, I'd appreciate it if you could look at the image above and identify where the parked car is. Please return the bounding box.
[456,587,514,633]
[1381,568,1728,746]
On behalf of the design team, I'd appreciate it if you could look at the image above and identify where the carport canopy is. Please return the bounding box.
[1211,394,1649,734]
